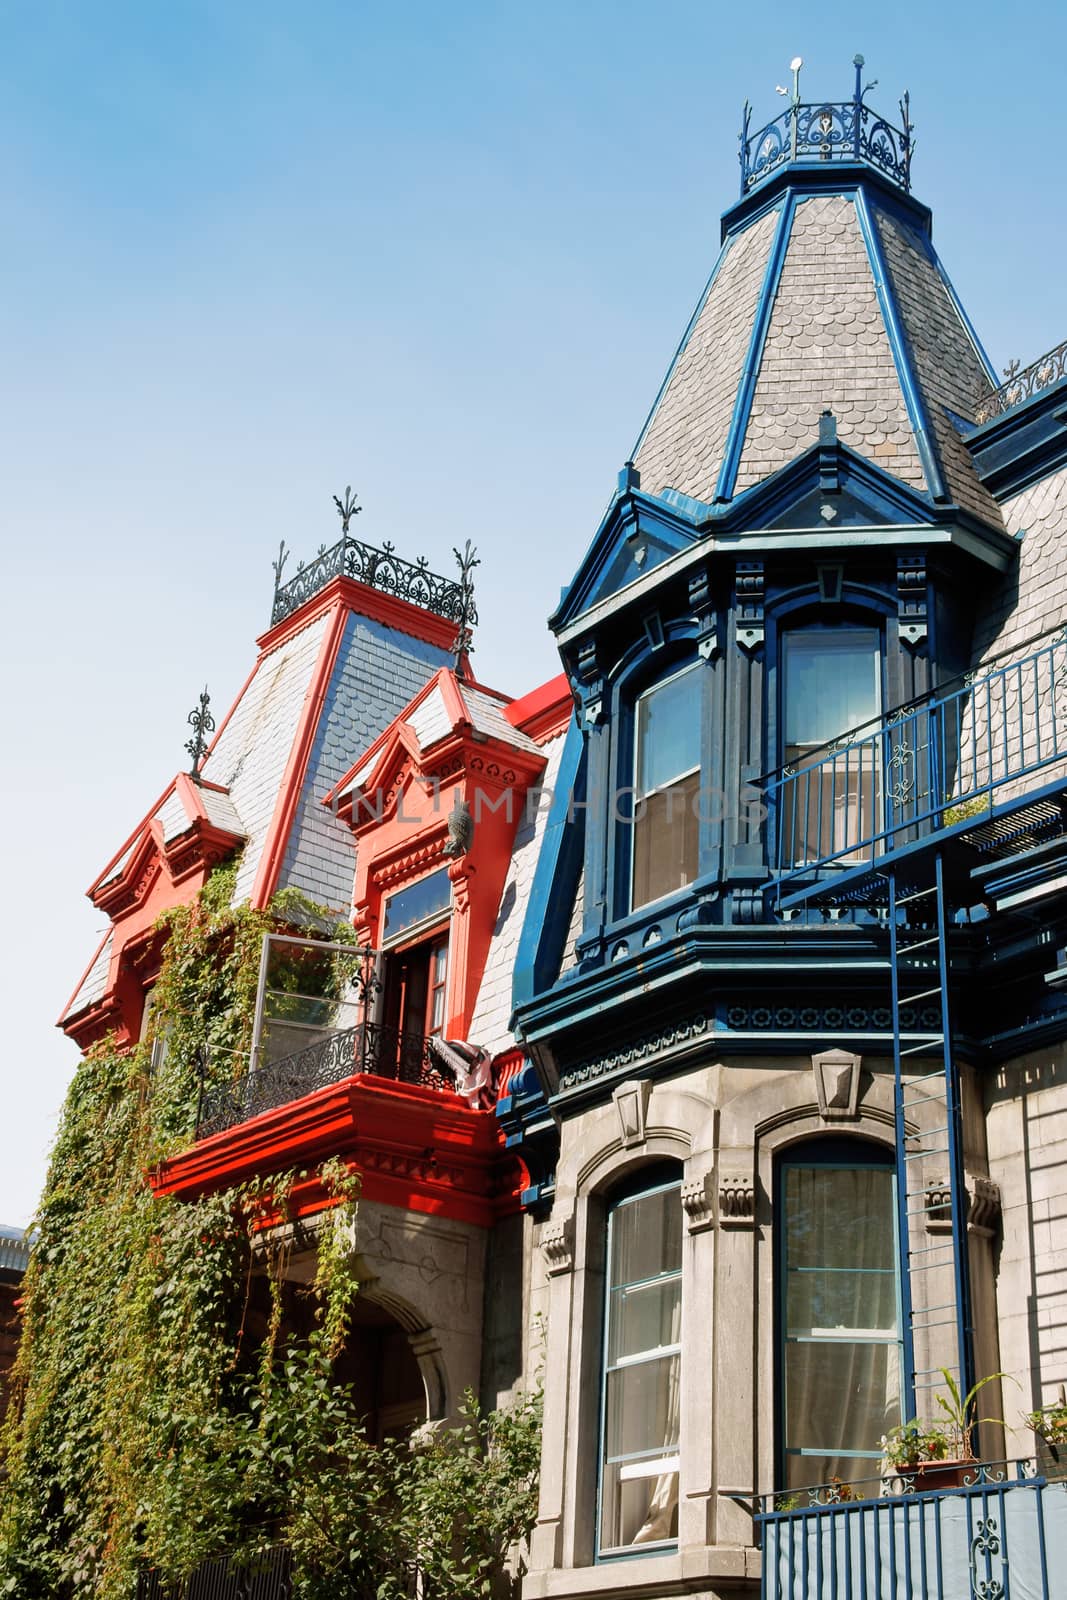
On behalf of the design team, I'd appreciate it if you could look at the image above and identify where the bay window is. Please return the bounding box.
[631,664,701,910]
[598,1168,682,1557]
[778,1141,902,1490]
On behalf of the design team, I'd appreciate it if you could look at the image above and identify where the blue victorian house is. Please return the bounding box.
[503,58,1067,1600]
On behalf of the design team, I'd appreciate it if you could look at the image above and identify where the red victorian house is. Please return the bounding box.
[60,512,572,1440]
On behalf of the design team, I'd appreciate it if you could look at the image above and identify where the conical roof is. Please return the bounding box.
[632,167,1001,526]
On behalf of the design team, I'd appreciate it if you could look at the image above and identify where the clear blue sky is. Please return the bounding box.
[1,1,1063,1224]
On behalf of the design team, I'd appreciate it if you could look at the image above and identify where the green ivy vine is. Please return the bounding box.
[0,863,541,1599]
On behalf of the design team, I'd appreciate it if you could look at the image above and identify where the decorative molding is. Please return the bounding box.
[558,1012,712,1092]
[968,1174,1002,1238]
[575,637,604,727]
[718,1173,756,1227]
[726,1001,941,1033]
[924,1174,1002,1237]
[896,549,928,647]
[812,1047,862,1121]
[612,1079,651,1148]
[734,559,765,652]
[688,562,720,661]
[540,1212,575,1276]
[681,1169,715,1233]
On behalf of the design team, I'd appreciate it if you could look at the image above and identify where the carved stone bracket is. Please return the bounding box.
[612,1078,652,1148]
[540,1212,575,1276]
[897,550,928,648]
[923,1174,1002,1237]
[968,1174,1002,1238]
[719,1173,756,1228]
[812,1047,862,1121]
[734,559,764,653]
[681,1169,715,1233]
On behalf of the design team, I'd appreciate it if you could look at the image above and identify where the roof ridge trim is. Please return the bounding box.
[855,188,949,506]
[713,192,796,504]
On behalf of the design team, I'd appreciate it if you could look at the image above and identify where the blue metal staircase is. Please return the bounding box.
[765,623,1067,1419]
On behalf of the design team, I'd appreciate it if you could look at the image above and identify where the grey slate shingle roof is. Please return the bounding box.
[62,930,113,1022]
[632,185,1001,524]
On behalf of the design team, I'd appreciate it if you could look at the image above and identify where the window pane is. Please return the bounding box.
[600,1460,679,1551]
[610,1188,682,1287]
[636,668,699,795]
[382,868,451,942]
[784,1341,901,1488]
[780,1159,902,1493]
[605,1354,680,1460]
[609,1279,681,1364]
[632,771,700,908]
[784,629,880,750]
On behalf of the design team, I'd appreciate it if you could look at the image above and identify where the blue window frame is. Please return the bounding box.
[597,1166,683,1558]
[777,1138,903,1492]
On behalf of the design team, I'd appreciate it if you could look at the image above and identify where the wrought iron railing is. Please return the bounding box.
[270,532,470,629]
[197,1022,456,1139]
[137,1545,292,1600]
[767,625,1067,887]
[974,338,1067,424]
[740,60,912,196]
[755,1461,1065,1600]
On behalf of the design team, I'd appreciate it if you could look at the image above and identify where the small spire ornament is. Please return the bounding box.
[185,686,215,781]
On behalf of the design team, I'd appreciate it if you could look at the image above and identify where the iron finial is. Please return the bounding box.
[333,484,362,535]
[451,540,481,678]
[185,686,215,782]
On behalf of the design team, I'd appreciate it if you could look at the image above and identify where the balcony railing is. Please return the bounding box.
[740,59,912,198]
[196,1022,456,1140]
[767,625,1067,887]
[270,532,469,629]
[137,1545,291,1600]
[975,337,1067,424]
[755,1462,1066,1600]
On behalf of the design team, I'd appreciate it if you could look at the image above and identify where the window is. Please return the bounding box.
[598,1169,682,1557]
[781,626,882,865]
[631,665,701,910]
[778,1141,902,1491]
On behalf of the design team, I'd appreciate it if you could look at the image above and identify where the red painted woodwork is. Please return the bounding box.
[255,575,458,657]
[505,673,574,743]
[150,1074,519,1229]
[325,668,546,1040]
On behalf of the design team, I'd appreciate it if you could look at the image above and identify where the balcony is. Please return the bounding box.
[196,1022,456,1140]
[756,1462,1067,1600]
[766,623,1067,902]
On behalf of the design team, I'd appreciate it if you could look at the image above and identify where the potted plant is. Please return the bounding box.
[882,1370,1009,1490]
[1025,1395,1067,1482]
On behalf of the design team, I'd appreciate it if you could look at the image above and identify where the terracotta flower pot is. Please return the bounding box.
[913,1458,974,1491]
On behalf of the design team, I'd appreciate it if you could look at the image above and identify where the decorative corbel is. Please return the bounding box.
[718,1171,756,1227]
[734,560,764,653]
[896,550,928,648]
[575,636,605,727]
[688,562,720,661]
[967,1174,1002,1238]
[540,1211,575,1276]
[612,1078,651,1149]
[681,1169,716,1233]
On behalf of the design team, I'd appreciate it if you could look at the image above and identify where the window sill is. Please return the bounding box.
[522,1544,760,1598]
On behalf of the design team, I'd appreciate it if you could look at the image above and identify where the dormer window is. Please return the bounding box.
[632,664,701,910]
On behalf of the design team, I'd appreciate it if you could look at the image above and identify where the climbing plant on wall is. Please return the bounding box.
[0,864,541,1599]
